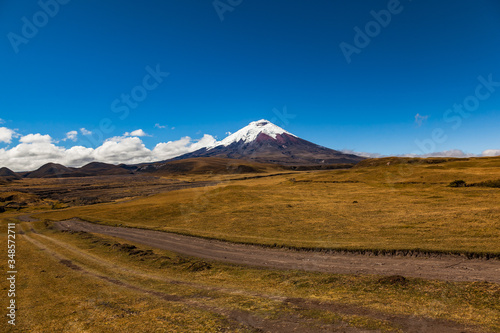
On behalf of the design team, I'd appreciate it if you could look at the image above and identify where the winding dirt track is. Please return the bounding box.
[54,218,500,283]
[19,223,481,333]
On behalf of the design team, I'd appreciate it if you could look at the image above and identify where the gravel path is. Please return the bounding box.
[53,218,500,283]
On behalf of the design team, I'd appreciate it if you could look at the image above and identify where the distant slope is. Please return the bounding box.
[21,162,133,179]
[23,163,81,179]
[3,120,365,177]
[136,157,284,175]
[79,162,132,176]
[354,156,471,168]
[0,167,22,181]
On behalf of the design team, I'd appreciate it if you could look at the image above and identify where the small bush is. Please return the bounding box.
[471,179,500,188]
[449,180,467,187]
[186,261,212,272]
[378,275,408,285]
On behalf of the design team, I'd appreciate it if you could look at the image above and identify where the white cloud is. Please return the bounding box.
[62,146,94,166]
[124,129,150,137]
[404,149,476,158]
[0,140,66,171]
[342,149,496,159]
[0,130,216,172]
[152,134,216,161]
[80,128,92,135]
[20,133,52,144]
[482,149,500,157]
[189,134,217,151]
[153,137,192,161]
[341,149,384,158]
[0,118,5,124]
[94,136,152,164]
[155,123,167,129]
[0,127,16,144]
[63,130,78,142]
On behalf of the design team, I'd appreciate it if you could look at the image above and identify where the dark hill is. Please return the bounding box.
[0,167,22,181]
[79,162,132,176]
[136,157,283,175]
[23,163,83,179]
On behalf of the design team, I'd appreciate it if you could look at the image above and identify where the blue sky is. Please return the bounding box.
[1,0,500,170]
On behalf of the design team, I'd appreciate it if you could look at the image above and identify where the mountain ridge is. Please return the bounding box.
[0,120,365,176]
[174,120,364,165]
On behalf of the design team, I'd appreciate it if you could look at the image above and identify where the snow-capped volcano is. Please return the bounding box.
[173,120,364,166]
[210,119,296,148]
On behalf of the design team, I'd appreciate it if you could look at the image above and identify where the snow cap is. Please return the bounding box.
[209,119,296,149]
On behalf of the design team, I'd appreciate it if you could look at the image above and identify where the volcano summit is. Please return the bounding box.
[174,120,364,166]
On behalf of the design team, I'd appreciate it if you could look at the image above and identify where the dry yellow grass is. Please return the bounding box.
[2,156,499,332]
[36,156,500,255]
[0,219,251,332]
[2,218,499,332]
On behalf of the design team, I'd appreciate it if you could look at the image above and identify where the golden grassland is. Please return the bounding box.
[35,156,500,255]
[1,217,499,332]
[1,156,499,331]
[1,217,243,332]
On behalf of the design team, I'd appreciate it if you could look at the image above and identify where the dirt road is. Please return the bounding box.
[54,218,500,283]
[19,223,480,333]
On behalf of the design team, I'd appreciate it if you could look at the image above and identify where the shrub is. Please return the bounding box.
[449,180,467,187]
[470,179,500,188]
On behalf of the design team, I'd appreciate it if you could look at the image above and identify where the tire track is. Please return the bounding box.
[19,223,482,332]
[54,218,500,283]
[18,227,368,332]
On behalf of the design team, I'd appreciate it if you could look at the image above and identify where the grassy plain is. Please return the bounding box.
[36,156,500,255]
[1,217,499,332]
[2,156,500,331]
